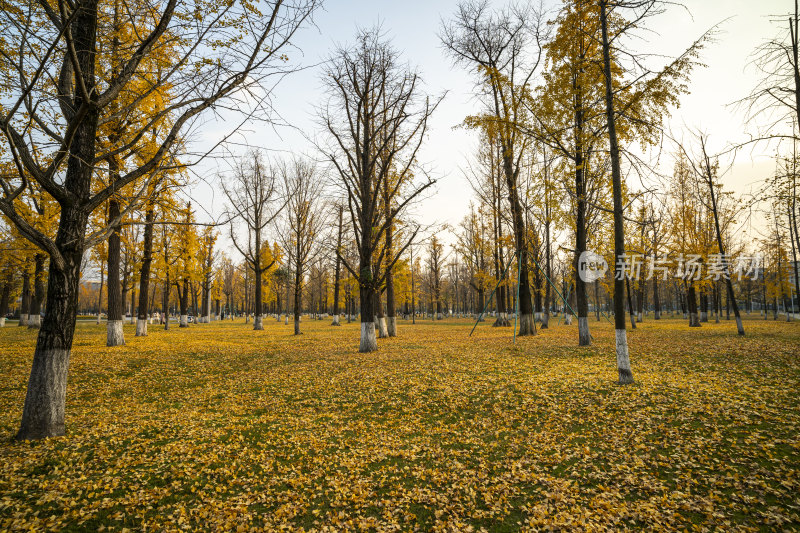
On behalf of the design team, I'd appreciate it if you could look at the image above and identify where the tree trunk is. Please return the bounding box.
[253,264,263,330]
[359,285,377,352]
[626,277,637,330]
[376,290,388,337]
[179,278,189,327]
[0,274,11,326]
[136,208,154,336]
[19,264,30,327]
[332,206,343,326]
[653,276,661,319]
[700,291,709,322]
[574,109,590,345]
[17,240,86,439]
[294,265,302,335]
[16,21,99,436]
[96,264,104,324]
[385,231,397,337]
[600,0,632,384]
[687,281,701,327]
[106,198,124,346]
[28,254,46,329]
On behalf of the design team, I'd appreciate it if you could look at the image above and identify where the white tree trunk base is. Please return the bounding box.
[180,314,189,327]
[518,313,536,336]
[253,315,263,330]
[564,314,573,325]
[615,329,634,384]
[135,319,148,337]
[107,320,125,346]
[16,347,70,440]
[387,316,397,337]
[331,314,341,326]
[0,317,5,327]
[377,317,389,338]
[27,314,41,329]
[689,313,701,327]
[736,316,745,335]
[19,314,28,327]
[578,317,591,346]
[360,322,378,352]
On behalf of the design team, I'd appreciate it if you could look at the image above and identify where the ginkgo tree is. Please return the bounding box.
[0,0,321,439]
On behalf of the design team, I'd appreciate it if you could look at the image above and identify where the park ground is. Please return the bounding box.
[1,315,799,531]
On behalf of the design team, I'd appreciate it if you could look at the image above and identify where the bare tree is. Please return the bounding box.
[320,27,440,352]
[279,157,326,335]
[441,0,548,336]
[221,151,283,331]
[678,134,746,335]
[330,204,345,326]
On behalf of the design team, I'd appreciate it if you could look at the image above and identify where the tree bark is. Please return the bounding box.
[600,0,632,384]
[0,273,11,326]
[136,208,154,336]
[19,262,30,327]
[331,206,343,326]
[359,285,377,352]
[28,254,46,329]
[106,198,124,346]
[179,278,189,327]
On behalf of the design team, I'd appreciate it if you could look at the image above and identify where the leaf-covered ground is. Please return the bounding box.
[1,315,799,531]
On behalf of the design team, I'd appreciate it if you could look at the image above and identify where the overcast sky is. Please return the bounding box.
[183,0,792,254]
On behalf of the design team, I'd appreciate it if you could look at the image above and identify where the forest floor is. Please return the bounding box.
[1,315,799,531]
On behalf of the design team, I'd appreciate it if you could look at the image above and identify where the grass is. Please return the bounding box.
[1,314,799,531]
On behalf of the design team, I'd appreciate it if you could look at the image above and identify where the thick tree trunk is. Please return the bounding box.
[16,12,99,435]
[17,243,85,439]
[359,285,377,352]
[687,282,701,327]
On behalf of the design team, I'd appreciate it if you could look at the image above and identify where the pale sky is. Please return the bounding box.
[184,0,793,254]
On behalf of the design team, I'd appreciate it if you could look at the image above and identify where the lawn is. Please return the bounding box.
[1,315,799,531]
